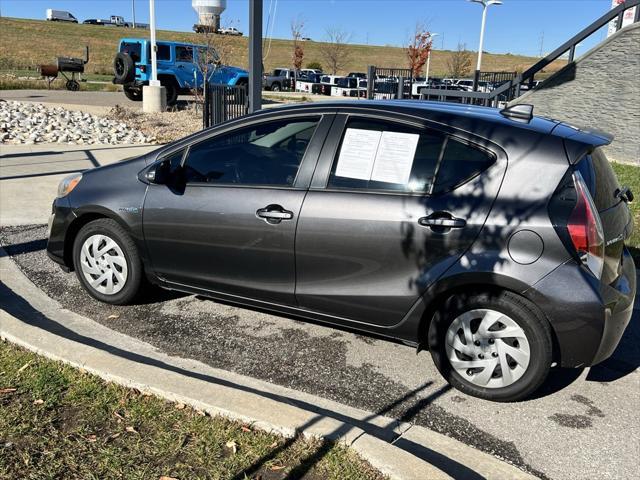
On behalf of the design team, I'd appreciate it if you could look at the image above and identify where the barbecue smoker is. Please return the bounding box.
[40,46,89,91]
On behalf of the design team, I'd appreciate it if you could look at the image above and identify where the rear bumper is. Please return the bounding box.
[524,249,636,367]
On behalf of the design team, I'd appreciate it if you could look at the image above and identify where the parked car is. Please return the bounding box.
[46,9,78,23]
[218,26,243,36]
[263,68,296,91]
[112,38,248,105]
[46,101,636,402]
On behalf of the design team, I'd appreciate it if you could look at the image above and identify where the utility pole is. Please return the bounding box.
[249,0,263,113]
[132,0,136,29]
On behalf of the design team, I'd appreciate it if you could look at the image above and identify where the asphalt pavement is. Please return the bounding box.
[1,223,638,480]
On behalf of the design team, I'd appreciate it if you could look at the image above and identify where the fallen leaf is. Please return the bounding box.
[125,426,138,434]
[0,388,17,394]
[107,314,120,320]
[33,399,44,405]
[225,440,237,454]
[108,433,121,440]
[241,425,251,433]
[17,361,32,374]
[113,411,125,420]
[85,435,97,442]
[269,441,278,448]
[196,410,206,416]
[159,476,179,480]
[175,403,186,410]
[270,465,286,471]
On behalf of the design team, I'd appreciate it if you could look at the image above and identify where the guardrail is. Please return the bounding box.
[420,0,640,106]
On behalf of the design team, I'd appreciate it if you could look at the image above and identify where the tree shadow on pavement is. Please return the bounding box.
[0,281,487,479]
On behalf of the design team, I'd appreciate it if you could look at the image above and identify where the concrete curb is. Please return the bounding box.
[0,250,537,480]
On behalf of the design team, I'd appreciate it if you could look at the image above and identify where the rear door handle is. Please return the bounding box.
[419,217,466,228]
[256,205,293,224]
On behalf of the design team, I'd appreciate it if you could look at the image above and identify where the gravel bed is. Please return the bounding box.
[0,100,153,145]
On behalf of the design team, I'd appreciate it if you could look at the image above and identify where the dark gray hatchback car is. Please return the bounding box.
[47,101,636,401]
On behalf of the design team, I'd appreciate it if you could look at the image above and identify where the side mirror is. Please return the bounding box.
[140,160,173,185]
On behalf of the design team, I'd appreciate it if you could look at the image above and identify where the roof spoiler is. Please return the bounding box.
[500,104,534,123]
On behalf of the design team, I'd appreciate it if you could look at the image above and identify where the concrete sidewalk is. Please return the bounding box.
[0,143,158,226]
[0,249,536,480]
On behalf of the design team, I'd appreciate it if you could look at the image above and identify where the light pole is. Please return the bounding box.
[143,0,166,112]
[468,0,502,90]
[425,33,439,83]
[132,0,136,29]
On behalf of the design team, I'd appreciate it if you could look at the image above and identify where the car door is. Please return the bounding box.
[174,45,196,88]
[143,113,334,305]
[295,113,506,327]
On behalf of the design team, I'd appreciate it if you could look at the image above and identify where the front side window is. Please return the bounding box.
[183,118,320,186]
[176,46,194,62]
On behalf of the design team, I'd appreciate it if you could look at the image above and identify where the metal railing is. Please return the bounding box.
[366,66,414,100]
[420,0,640,106]
[203,83,249,128]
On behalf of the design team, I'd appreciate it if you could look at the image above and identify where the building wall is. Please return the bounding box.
[513,23,640,165]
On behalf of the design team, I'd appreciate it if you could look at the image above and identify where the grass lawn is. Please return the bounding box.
[611,162,640,264]
[0,340,384,480]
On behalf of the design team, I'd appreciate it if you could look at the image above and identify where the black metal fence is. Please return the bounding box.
[203,83,249,129]
[366,66,413,100]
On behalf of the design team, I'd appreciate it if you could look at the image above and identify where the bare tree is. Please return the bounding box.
[406,22,434,78]
[321,27,352,75]
[193,23,235,109]
[447,42,473,79]
[291,15,305,88]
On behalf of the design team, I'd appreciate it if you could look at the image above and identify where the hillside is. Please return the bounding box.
[0,17,566,78]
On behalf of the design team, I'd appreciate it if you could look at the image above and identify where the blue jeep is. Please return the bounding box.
[113,38,248,105]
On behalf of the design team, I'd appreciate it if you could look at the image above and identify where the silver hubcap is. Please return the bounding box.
[445,309,530,389]
[80,234,128,295]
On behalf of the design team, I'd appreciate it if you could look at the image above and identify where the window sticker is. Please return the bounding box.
[334,128,382,180]
[335,128,419,184]
[370,131,420,185]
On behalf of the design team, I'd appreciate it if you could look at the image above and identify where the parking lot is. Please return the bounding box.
[1,222,638,480]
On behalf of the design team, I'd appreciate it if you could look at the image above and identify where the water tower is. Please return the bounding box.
[192,0,226,32]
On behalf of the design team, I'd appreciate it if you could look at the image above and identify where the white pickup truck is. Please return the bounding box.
[218,26,243,36]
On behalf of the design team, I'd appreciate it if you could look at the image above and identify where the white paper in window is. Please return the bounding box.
[370,131,419,185]
[334,128,382,180]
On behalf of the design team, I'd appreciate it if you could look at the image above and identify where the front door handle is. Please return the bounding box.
[256,205,293,224]
[418,213,466,232]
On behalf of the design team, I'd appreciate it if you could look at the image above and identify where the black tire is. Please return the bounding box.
[72,219,143,305]
[428,290,553,402]
[123,86,143,101]
[271,82,281,92]
[113,52,135,85]
[66,80,80,91]
[162,78,179,106]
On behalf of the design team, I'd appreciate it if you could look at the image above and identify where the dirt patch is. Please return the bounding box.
[107,104,202,144]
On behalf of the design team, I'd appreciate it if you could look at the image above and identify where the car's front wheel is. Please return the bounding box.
[73,218,143,305]
[428,291,553,402]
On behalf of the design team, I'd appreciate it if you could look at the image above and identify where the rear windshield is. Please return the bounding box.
[576,147,621,212]
[120,42,142,63]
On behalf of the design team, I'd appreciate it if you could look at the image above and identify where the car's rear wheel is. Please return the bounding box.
[271,82,281,92]
[123,86,142,101]
[162,79,178,106]
[428,290,553,402]
[73,219,143,305]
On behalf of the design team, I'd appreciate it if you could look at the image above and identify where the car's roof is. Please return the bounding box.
[120,38,204,49]
[257,100,613,148]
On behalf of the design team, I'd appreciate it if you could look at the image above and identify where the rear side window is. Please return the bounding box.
[157,44,171,61]
[327,119,495,194]
[432,138,496,194]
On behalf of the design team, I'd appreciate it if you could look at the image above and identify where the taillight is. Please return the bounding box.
[567,171,605,278]
[139,65,146,73]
